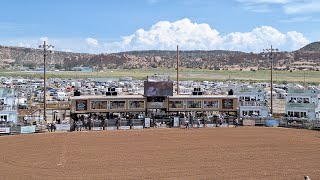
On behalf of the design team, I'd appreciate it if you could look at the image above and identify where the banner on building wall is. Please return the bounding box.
[222,99,234,109]
[76,100,87,111]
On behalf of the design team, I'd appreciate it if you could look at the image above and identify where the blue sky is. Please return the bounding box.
[0,0,319,53]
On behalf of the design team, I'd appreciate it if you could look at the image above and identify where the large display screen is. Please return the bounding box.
[144,81,173,97]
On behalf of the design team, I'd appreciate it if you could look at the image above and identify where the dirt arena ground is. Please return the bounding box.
[0,127,319,180]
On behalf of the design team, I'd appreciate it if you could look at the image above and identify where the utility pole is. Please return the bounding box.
[39,41,54,122]
[176,45,179,95]
[263,45,278,116]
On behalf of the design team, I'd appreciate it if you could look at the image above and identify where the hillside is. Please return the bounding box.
[1,43,320,71]
[299,42,320,51]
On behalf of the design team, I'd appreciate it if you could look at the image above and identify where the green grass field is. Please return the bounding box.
[1,69,319,84]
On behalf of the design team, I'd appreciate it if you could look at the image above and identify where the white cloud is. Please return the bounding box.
[279,16,320,23]
[60,49,73,52]
[104,18,309,52]
[284,1,320,14]
[2,19,311,53]
[237,0,320,14]
[286,31,310,50]
[17,42,31,48]
[237,0,291,4]
[85,38,99,47]
[39,37,49,44]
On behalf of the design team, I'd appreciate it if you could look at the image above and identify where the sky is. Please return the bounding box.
[0,0,320,53]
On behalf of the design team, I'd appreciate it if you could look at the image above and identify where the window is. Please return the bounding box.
[110,101,126,109]
[129,101,145,109]
[169,101,184,109]
[303,98,309,103]
[187,100,201,108]
[0,115,8,122]
[91,101,108,109]
[203,100,219,108]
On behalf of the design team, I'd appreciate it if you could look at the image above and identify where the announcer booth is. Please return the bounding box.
[70,94,239,129]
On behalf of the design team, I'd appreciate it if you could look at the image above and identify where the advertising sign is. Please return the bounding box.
[144,81,173,97]
[21,126,36,134]
[55,124,71,131]
[76,100,87,111]
[0,127,10,134]
[242,119,255,126]
[173,117,180,127]
[222,99,234,109]
[144,118,151,128]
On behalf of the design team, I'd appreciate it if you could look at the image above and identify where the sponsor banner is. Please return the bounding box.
[173,117,180,127]
[92,127,103,131]
[76,100,87,111]
[55,124,71,131]
[21,126,36,134]
[144,118,151,128]
[0,127,10,134]
[133,126,143,129]
[206,124,216,128]
[106,126,117,130]
[222,99,234,109]
[120,126,130,130]
[242,119,255,126]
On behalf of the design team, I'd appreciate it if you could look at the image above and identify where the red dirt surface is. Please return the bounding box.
[0,127,319,180]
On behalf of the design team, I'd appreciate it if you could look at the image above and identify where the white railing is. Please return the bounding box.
[0,105,17,111]
[240,101,267,107]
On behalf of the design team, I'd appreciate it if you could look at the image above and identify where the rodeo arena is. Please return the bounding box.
[1,75,320,179]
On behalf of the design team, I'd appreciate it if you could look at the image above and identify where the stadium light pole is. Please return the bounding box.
[39,41,54,122]
[263,45,278,116]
